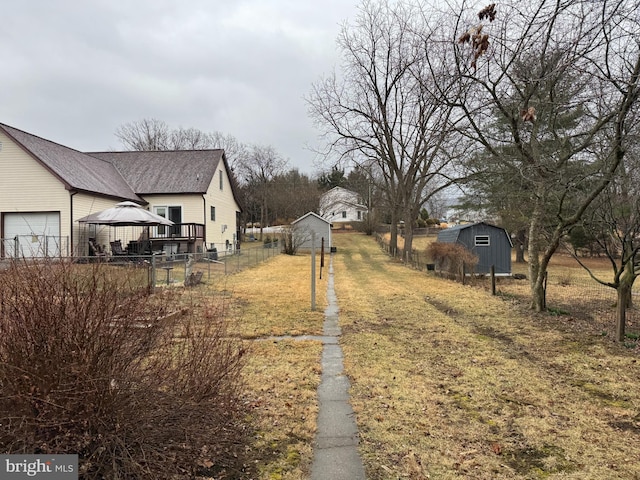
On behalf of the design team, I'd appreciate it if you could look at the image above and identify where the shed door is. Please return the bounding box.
[3,212,61,257]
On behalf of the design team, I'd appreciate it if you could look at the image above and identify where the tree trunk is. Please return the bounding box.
[528,202,545,311]
[389,211,398,257]
[403,208,415,262]
[616,283,630,342]
[616,257,637,342]
[621,242,636,309]
[515,228,526,263]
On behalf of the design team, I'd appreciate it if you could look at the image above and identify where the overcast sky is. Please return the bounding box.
[1,0,361,174]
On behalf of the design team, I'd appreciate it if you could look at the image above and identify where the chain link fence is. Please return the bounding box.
[1,235,70,258]
[0,240,281,289]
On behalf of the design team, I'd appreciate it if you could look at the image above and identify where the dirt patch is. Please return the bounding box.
[424,295,460,316]
[503,443,576,476]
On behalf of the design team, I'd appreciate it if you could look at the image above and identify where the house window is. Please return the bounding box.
[342,211,347,218]
[219,170,223,190]
[475,235,490,246]
[357,211,361,220]
[210,206,216,221]
[154,205,182,236]
[155,206,167,235]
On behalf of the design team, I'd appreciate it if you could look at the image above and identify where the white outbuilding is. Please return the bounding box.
[291,212,332,252]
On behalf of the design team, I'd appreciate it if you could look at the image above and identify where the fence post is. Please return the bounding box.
[491,265,496,295]
[151,254,157,293]
[616,296,627,342]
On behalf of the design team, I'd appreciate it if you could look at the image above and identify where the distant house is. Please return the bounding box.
[319,186,368,224]
[0,122,241,258]
[437,222,512,275]
[291,212,332,252]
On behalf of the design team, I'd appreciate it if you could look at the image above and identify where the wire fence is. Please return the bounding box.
[375,233,437,270]
[375,234,640,342]
[0,241,282,290]
[487,272,640,340]
[1,235,70,258]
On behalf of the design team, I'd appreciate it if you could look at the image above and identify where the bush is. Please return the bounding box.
[280,225,306,255]
[0,259,247,479]
[426,242,479,280]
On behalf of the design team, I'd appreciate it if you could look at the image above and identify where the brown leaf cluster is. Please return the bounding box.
[458,4,496,69]
[521,106,537,122]
[479,3,497,22]
[458,26,490,69]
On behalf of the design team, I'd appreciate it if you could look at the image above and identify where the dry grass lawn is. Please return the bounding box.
[388,232,640,339]
[205,253,327,479]
[332,232,640,479]
[208,233,640,479]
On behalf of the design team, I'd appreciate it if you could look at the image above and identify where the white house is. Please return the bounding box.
[319,186,368,224]
[0,122,242,258]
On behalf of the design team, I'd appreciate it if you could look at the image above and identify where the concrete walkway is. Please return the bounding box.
[310,256,366,480]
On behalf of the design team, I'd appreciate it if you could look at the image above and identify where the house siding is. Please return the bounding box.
[0,130,70,242]
[319,187,367,224]
[142,194,203,252]
[203,166,240,251]
[143,195,203,224]
[73,195,123,256]
[143,177,240,251]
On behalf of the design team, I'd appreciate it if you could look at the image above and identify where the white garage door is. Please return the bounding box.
[3,212,61,257]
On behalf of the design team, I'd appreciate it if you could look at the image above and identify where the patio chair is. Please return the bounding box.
[110,240,128,256]
[88,238,107,257]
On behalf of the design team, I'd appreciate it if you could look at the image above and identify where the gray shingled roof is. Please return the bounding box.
[0,123,141,201]
[88,150,224,194]
[2,123,238,205]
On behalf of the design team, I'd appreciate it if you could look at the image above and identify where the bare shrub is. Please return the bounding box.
[426,242,479,280]
[280,225,303,255]
[0,258,247,479]
[557,272,573,287]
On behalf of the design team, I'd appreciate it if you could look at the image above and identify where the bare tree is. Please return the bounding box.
[115,119,248,163]
[308,0,465,259]
[235,144,288,240]
[170,127,216,150]
[207,131,249,169]
[115,118,172,151]
[271,169,320,223]
[452,0,640,311]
